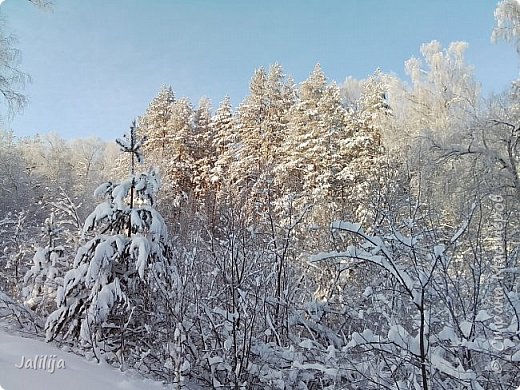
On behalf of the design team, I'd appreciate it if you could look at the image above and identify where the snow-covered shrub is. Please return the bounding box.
[0,289,41,333]
[310,204,520,389]
[22,213,67,315]
[1,211,36,298]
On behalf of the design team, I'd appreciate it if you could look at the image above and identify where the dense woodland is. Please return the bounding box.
[1,1,520,389]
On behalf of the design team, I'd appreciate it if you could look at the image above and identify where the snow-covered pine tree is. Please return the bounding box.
[276,64,327,198]
[263,63,295,169]
[335,70,390,220]
[133,85,179,213]
[191,97,214,199]
[45,123,174,367]
[210,96,237,196]
[231,64,294,201]
[161,97,196,212]
[230,66,268,193]
[313,82,352,202]
[277,65,352,219]
[139,85,176,162]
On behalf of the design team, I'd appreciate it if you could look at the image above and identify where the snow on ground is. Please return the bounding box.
[0,329,167,390]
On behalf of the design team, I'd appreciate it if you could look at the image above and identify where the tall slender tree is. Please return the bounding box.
[211,96,236,193]
[45,124,172,369]
[232,64,295,198]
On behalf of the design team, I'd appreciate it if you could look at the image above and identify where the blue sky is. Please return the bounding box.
[0,0,518,140]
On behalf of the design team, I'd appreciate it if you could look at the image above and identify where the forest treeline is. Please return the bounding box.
[1,2,520,388]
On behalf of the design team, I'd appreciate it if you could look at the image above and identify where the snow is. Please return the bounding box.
[437,325,460,344]
[0,329,167,390]
[130,235,150,279]
[475,310,493,322]
[430,352,476,381]
[362,286,373,297]
[292,361,338,377]
[392,230,417,247]
[387,325,421,356]
[449,212,473,244]
[433,244,445,258]
[83,202,113,232]
[112,180,133,210]
[93,182,112,198]
[59,262,88,299]
[310,250,349,262]
[85,240,114,286]
[330,221,363,233]
[346,328,380,348]
[206,356,223,365]
[459,321,473,338]
[148,207,168,240]
[512,349,520,362]
[299,338,315,349]
[81,279,127,342]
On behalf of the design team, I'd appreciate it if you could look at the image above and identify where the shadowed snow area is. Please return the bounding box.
[0,329,166,390]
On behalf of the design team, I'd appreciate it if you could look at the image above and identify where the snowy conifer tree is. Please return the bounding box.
[160,97,196,211]
[210,96,236,192]
[231,64,294,199]
[336,70,390,219]
[277,65,354,218]
[191,97,214,198]
[45,123,174,367]
[139,85,176,162]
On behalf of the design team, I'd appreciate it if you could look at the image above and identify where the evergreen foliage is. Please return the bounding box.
[1,4,519,386]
